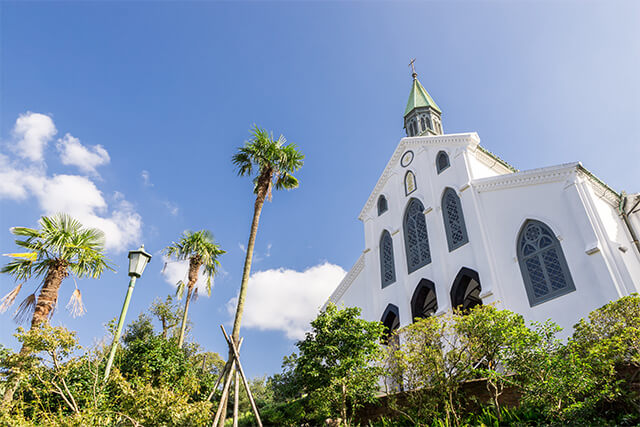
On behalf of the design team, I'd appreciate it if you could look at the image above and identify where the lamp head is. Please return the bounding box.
[128,244,152,277]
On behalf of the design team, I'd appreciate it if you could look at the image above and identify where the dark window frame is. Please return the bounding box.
[380,230,396,288]
[442,188,469,251]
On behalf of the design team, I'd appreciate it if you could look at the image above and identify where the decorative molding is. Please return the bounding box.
[471,162,620,208]
[358,133,480,221]
[323,255,365,309]
[585,242,600,255]
[473,163,580,193]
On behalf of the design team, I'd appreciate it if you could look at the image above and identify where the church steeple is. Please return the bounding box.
[404,60,443,137]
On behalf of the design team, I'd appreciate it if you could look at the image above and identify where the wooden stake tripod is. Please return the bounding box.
[208,325,262,427]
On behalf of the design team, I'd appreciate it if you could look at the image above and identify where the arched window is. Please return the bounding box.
[436,151,450,174]
[411,121,417,136]
[377,195,388,215]
[411,279,438,321]
[517,220,576,306]
[420,117,426,132]
[404,198,431,273]
[450,268,482,311]
[381,304,400,345]
[404,170,416,196]
[442,188,469,251]
[380,230,396,288]
[425,116,432,129]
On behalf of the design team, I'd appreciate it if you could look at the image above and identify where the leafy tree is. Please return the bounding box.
[164,230,225,348]
[386,312,474,426]
[292,303,385,424]
[150,295,184,340]
[454,305,538,420]
[228,126,304,348]
[1,214,114,403]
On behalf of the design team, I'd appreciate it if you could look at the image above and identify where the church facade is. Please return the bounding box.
[325,72,640,336]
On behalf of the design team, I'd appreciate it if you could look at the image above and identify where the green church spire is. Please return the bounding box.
[404,76,441,117]
[403,59,443,137]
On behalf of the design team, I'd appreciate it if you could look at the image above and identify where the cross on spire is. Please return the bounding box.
[409,58,417,79]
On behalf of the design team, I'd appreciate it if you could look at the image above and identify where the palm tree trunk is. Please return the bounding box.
[231,181,268,344]
[3,263,67,404]
[177,285,194,348]
[177,258,200,349]
[219,177,269,425]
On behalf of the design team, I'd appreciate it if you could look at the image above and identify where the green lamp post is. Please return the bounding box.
[103,244,152,382]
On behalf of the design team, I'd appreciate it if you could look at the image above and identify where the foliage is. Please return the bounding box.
[150,295,184,340]
[164,230,225,296]
[272,304,385,425]
[1,214,114,327]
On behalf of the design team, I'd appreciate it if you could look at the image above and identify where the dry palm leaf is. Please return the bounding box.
[66,288,86,318]
[0,283,22,313]
[13,293,36,324]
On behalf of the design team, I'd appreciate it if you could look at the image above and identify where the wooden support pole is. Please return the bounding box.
[206,338,243,402]
[233,368,239,427]
[220,325,263,427]
[212,360,236,427]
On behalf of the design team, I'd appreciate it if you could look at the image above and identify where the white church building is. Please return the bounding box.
[325,70,640,336]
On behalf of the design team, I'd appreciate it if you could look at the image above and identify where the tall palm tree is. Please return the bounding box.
[1,213,114,403]
[230,126,304,346]
[164,230,225,348]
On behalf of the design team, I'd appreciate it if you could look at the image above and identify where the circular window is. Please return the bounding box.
[401,151,414,167]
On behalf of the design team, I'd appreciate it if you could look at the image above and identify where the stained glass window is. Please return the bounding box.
[380,230,396,288]
[517,220,576,306]
[404,198,431,273]
[442,188,469,251]
[404,171,416,196]
[378,195,388,215]
[436,151,450,174]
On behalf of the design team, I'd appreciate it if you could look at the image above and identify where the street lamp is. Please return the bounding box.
[103,244,152,381]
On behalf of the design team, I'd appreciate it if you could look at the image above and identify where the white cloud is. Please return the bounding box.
[161,256,213,297]
[57,133,110,175]
[163,200,179,216]
[12,112,57,162]
[0,112,142,253]
[226,263,347,340]
[141,170,153,187]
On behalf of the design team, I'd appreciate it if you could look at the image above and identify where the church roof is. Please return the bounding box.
[404,77,441,117]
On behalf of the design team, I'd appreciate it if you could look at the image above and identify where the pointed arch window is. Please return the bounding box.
[380,230,396,288]
[436,151,450,174]
[377,195,388,216]
[420,117,426,132]
[411,279,438,321]
[404,198,431,273]
[381,304,400,345]
[517,220,576,306]
[442,188,469,251]
[404,171,416,196]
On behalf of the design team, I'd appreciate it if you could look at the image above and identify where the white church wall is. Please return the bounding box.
[475,173,623,335]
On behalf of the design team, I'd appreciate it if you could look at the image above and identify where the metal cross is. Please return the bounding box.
[409,58,417,75]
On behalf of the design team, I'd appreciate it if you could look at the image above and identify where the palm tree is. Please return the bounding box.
[229,126,304,346]
[164,230,225,348]
[1,213,114,403]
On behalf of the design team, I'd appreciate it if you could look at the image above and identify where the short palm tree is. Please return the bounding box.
[1,213,114,402]
[164,230,225,348]
[230,126,304,345]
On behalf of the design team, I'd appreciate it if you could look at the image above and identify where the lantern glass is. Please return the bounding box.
[128,245,152,277]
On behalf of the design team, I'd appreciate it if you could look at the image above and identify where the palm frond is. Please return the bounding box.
[176,281,186,299]
[13,293,36,324]
[0,283,22,313]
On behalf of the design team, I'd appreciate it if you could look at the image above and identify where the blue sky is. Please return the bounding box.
[1,1,639,378]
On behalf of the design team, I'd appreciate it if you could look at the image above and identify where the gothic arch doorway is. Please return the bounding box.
[381,304,400,345]
[410,279,438,321]
[450,268,482,311]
